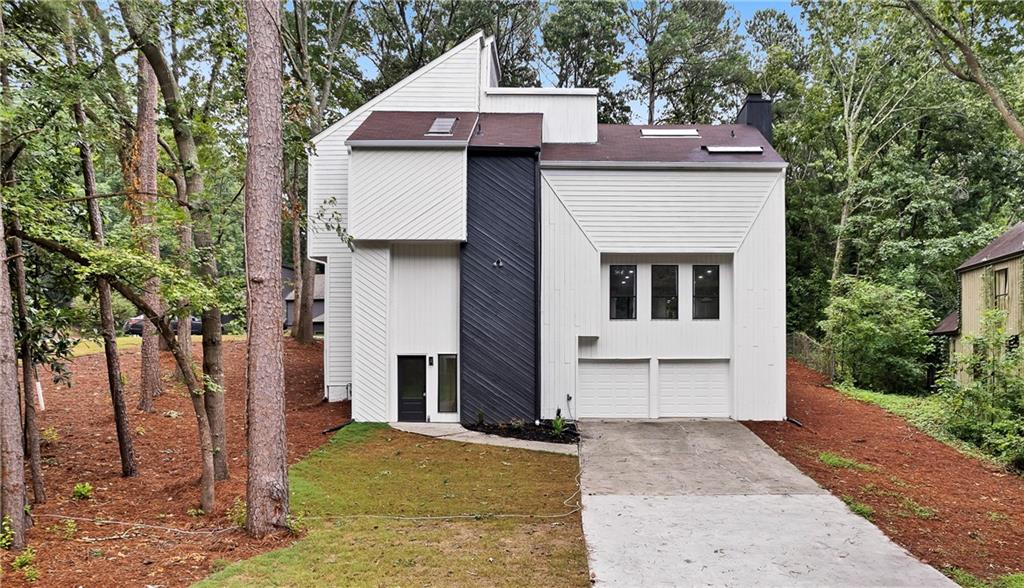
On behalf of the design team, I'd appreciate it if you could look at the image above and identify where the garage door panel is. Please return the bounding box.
[578,360,649,418]
[658,360,730,418]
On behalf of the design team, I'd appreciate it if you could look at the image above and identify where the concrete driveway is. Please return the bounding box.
[579,420,954,587]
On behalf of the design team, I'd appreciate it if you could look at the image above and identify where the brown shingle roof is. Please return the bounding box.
[931,310,959,336]
[470,113,543,150]
[541,124,784,165]
[347,111,478,144]
[957,221,1024,272]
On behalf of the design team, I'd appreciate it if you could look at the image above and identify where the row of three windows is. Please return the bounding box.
[611,265,720,320]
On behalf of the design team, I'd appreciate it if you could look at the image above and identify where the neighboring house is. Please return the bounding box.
[283,273,326,335]
[933,221,1024,355]
[308,33,787,424]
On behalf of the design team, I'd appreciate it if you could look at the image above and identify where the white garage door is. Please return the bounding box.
[577,360,650,418]
[657,360,730,418]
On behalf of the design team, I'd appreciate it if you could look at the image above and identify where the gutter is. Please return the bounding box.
[540,160,789,171]
[346,139,468,149]
[955,251,1024,274]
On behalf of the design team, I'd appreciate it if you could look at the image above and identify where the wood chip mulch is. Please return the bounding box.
[1,338,349,587]
[745,359,1024,581]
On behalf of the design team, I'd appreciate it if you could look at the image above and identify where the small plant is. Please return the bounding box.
[286,511,306,536]
[552,409,566,437]
[987,511,1009,522]
[88,548,104,559]
[48,519,77,540]
[135,425,146,436]
[41,427,60,445]
[841,496,874,520]
[818,451,876,471]
[897,497,935,519]
[0,515,13,550]
[510,418,524,431]
[23,566,40,582]
[12,546,36,570]
[72,482,94,500]
[187,508,205,518]
[227,497,247,528]
[476,410,486,427]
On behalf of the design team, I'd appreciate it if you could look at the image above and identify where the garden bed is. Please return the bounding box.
[464,420,580,444]
[745,359,1024,585]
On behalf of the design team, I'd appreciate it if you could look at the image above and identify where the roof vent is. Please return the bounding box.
[426,117,458,136]
[641,128,700,138]
[704,145,763,154]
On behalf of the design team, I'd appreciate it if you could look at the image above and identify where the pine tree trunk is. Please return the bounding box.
[10,223,44,503]
[290,214,303,337]
[194,228,228,480]
[137,53,163,412]
[295,257,315,343]
[244,0,289,537]
[0,210,28,549]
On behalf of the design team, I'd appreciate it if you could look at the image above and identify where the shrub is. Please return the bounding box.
[72,482,93,500]
[820,277,934,392]
[227,497,247,528]
[939,309,1024,469]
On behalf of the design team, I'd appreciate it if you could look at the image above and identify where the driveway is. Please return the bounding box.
[579,420,954,587]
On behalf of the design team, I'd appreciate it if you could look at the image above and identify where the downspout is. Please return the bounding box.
[534,150,542,422]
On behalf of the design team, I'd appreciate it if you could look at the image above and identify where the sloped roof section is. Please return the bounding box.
[931,310,959,336]
[957,221,1024,272]
[541,124,784,166]
[347,111,478,145]
[470,113,543,150]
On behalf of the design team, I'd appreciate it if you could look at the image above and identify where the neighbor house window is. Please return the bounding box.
[438,354,458,413]
[651,265,678,319]
[693,265,720,320]
[610,265,636,319]
[994,268,1009,310]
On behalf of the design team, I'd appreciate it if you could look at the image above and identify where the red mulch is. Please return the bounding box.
[746,360,1024,580]
[1,339,349,587]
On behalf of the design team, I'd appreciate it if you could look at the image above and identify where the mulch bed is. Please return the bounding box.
[1,339,349,587]
[464,421,579,444]
[745,359,1024,581]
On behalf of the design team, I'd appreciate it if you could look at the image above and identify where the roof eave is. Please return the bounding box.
[346,140,468,149]
[539,160,788,170]
[955,251,1024,273]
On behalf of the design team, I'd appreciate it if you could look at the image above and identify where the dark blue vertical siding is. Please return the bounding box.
[460,153,538,424]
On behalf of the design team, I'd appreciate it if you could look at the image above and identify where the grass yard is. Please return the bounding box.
[72,334,246,357]
[198,423,588,587]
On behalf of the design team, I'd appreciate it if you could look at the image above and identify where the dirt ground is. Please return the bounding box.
[746,360,1024,580]
[1,339,349,587]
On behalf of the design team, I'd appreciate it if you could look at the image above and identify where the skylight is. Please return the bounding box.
[704,145,763,154]
[640,128,700,138]
[426,117,458,136]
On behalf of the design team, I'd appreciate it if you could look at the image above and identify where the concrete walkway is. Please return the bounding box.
[579,419,954,587]
[390,422,577,455]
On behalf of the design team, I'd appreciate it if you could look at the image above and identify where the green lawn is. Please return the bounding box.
[836,384,995,464]
[196,423,588,587]
[72,334,246,357]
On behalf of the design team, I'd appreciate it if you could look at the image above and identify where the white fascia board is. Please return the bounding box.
[540,160,788,171]
[311,32,485,146]
[347,140,468,149]
[486,87,599,96]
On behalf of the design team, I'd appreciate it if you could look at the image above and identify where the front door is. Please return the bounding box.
[397,355,427,422]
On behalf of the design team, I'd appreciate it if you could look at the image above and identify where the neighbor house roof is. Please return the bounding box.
[469,113,543,150]
[347,111,478,146]
[957,221,1024,273]
[540,124,785,167]
[284,274,325,301]
[931,310,959,336]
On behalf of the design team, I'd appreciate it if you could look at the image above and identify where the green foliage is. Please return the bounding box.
[551,409,566,438]
[818,451,876,471]
[939,309,1024,469]
[47,519,77,540]
[12,547,36,570]
[841,496,874,520]
[72,482,94,500]
[0,516,13,550]
[227,497,247,528]
[820,277,935,392]
[41,426,60,445]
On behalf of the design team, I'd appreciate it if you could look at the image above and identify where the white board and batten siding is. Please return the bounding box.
[348,148,467,241]
[482,88,598,143]
[309,34,485,400]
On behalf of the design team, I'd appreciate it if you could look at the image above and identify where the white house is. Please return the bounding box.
[308,33,787,424]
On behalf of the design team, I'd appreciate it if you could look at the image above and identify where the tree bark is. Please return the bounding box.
[194,230,227,480]
[245,0,290,537]
[290,212,303,335]
[136,53,163,412]
[10,222,44,503]
[0,207,27,549]
[295,257,315,343]
[67,29,138,478]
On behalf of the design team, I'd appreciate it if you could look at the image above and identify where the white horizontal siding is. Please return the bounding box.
[351,245,390,421]
[540,178,600,419]
[542,169,780,253]
[482,90,597,143]
[578,255,732,361]
[349,148,466,241]
[732,176,786,420]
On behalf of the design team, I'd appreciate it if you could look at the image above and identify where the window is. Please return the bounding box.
[640,128,700,138]
[426,117,457,136]
[651,265,678,319]
[693,265,720,320]
[610,265,636,319]
[994,268,1009,309]
[438,354,458,413]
